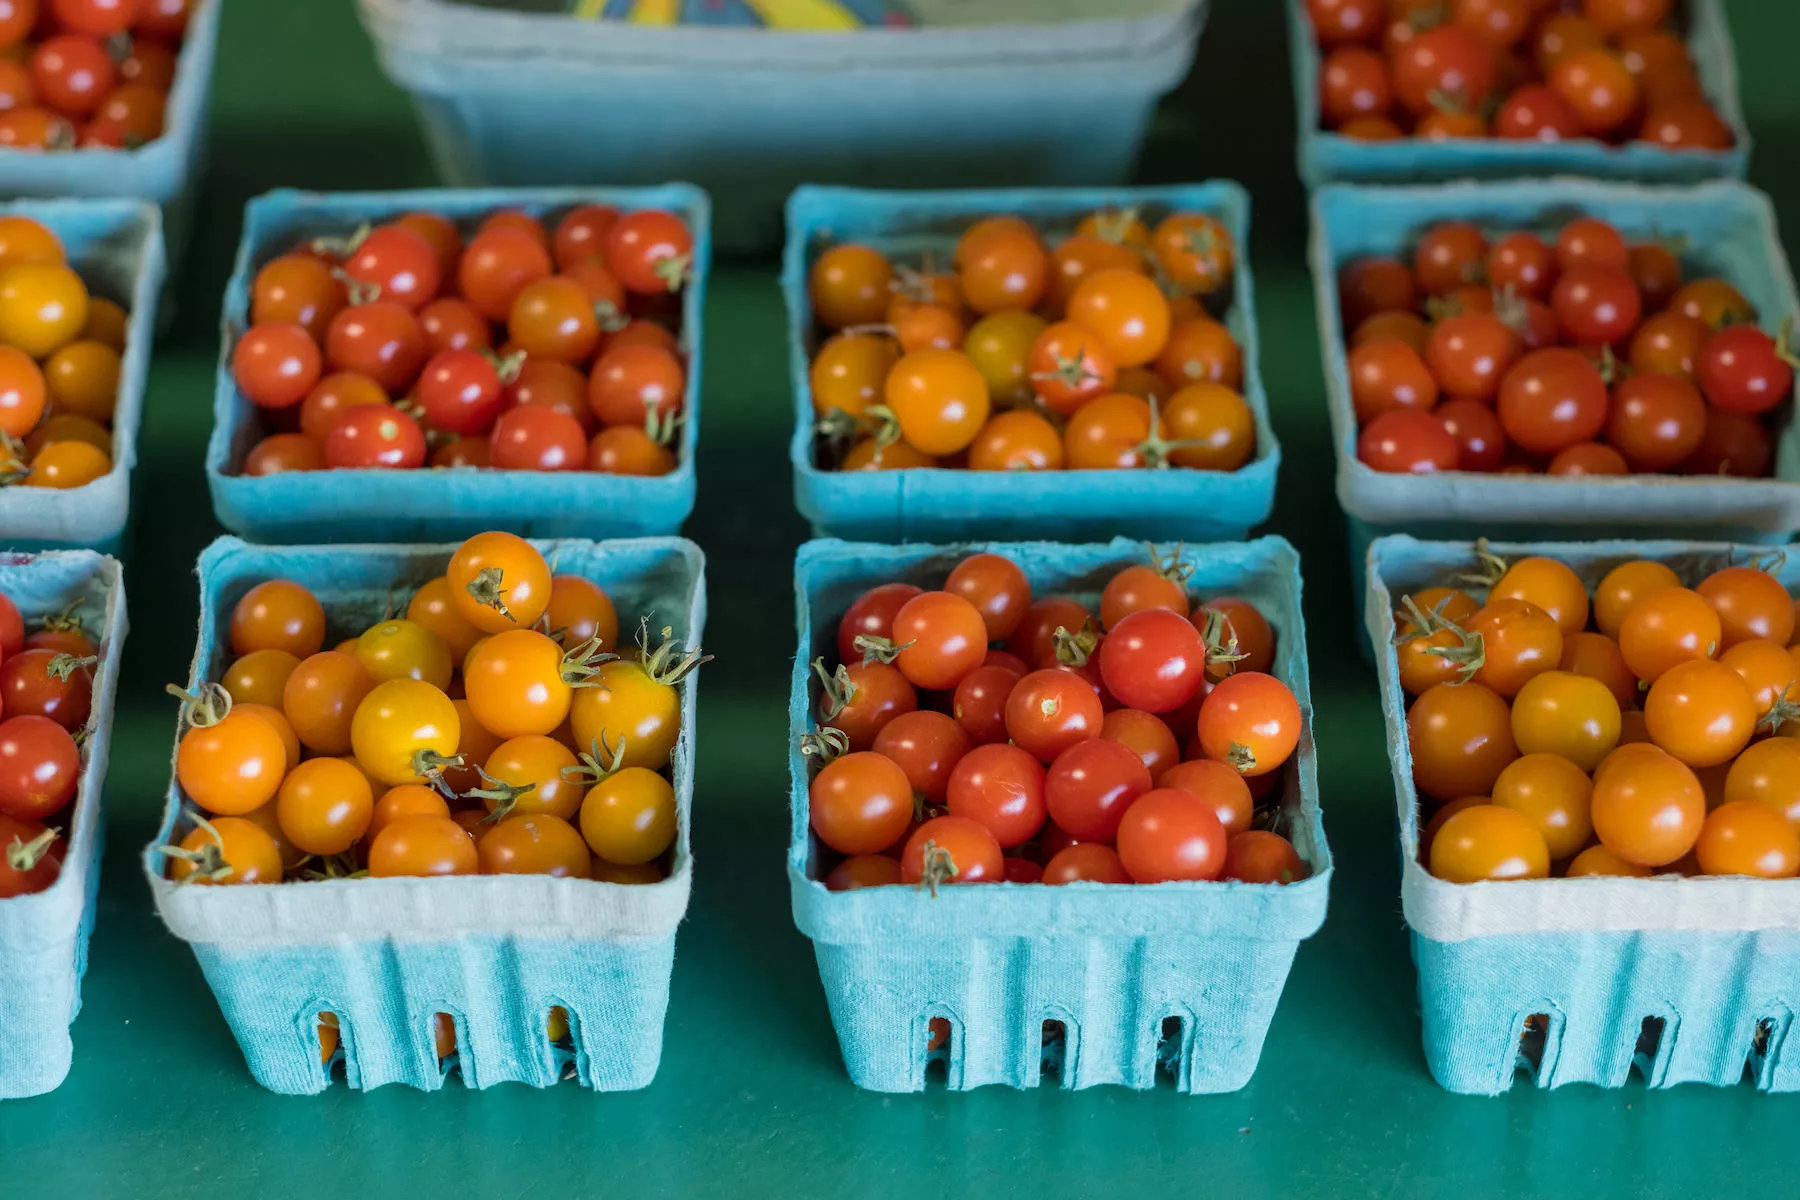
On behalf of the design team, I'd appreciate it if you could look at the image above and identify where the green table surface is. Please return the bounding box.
[7,0,1800,1194]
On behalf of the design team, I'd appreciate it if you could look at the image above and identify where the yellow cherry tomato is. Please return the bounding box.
[221,648,300,710]
[355,618,453,689]
[462,628,572,740]
[0,262,89,358]
[25,440,110,488]
[405,575,486,662]
[169,816,283,885]
[1509,670,1621,771]
[480,734,586,821]
[579,766,677,865]
[350,679,460,786]
[42,339,119,422]
[569,659,681,772]
[961,310,1047,407]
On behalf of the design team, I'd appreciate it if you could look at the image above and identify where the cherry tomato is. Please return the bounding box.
[479,734,584,820]
[30,34,112,116]
[324,300,427,395]
[882,590,987,692]
[475,812,589,877]
[1643,659,1756,768]
[0,715,77,820]
[1407,681,1518,800]
[1724,737,1800,826]
[1549,48,1640,134]
[576,766,677,866]
[1486,232,1556,300]
[452,227,550,322]
[1196,671,1300,777]
[1671,277,1754,329]
[1682,408,1772,478]
[1116,788,1227,882]
[342,224,439,313]
[1640,100,1734,151]
[1496,347,1608,456]
[961,310,1046,406]
[1065,269,1170,369]
[1006,597,1092,667]
[951,663,1021,746]
[1039,842,1129,884]
[1357,408,1458,474]
[447,531,551,634]
[900,815,1002,886]
[1156,316,1242,390]
[825,853,902,891]
[1591,746,1704,866]
[1339,256,1417,326]
[1619,586,1721,683]
[1600,372,1705,472]
[1413,222,1489,296]
[1428,804,1550,881]
[278,651,372,757]
[1430,398,1505,472]
[1094,608,1206,715]
[322,404,425,469]
[1220,830,1309,884]
[1043,737,1150,842]
[958,225,1047,315]
[1509,669,1621,772]
[485,403,583,472]
[1306,0,1383,44]
[0,106,72,150]
[274,757,373,857]
[1695,326,1793,416]
[1027,323,1114,419]
[1426,313,1520,402]
[221,648,299,710]
[604,209,692,296]
[837,582,922,664]
[1005,668,1103,763]
[1099,564,1185,631]
[175,701,286,816]
[883,347,990,455]
[1320,45,1391,126]
[1348,338,1438,423]
[1393,25,1497,116]
[872,710,969,806]
[966,410,1064,471]
[169,816,283,886]
[1489,753,1593,859]
[568,652,691,773]
[942,553,1029,642]
[1555,218,1628,273]
[0,812,60,897]
[1193,596,1276,680]
[944,742,1046,848]
[1693,801,1799,878]
[251,254,347,344]
[1697,566,1793,649]
[1489,556,1587,636]
[367,814,477,878]
[1551,265,1642,346]
[1584,0,1671,37]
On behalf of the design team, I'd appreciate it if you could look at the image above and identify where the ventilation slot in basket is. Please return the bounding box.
[1040,1019,1067,1084]
[924,1016,954,1087]
[1745,1017,1783,1088]
[1632,1016,1666,1083]
[1154,1016,1185,1087]
[432,1012,461,1080]
[317,1012,345,1082]
[1515,1013,1551,1083]
[548,1004,580,1083]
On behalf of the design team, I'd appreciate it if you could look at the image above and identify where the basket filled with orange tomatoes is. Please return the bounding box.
[207,185,707,544]
[1312,178,1800,598]
[787,536,1328,1093]
[0,199,162,551]
[0,546,125,1099]
[785,183,1278,543]
[1368,533,1800,1094]
[145,532,705,1094]
[1288,0,1747,186]
[0,0,217,269]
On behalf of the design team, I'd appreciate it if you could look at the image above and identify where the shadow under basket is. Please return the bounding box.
[146,535,705,1093]
[1367,534,1800,1095]
[788,536,1330,1092]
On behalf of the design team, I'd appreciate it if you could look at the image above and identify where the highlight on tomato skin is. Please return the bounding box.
[159,529,700,895]
[231,204,696,481]
[803,546,1313,891]
[1401,539,1800,884]
[804,204,1259,478]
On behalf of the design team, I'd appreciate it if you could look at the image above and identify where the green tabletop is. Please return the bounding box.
[6,0,1800,1194]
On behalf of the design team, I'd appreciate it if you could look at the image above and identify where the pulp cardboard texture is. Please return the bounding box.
[0,0,216,274]
[787,537,1330,1093]
[1366,534,1800,1095]
[354,0,1206,250]
[0,551,127,1098]
[1285,0,1749,187]
[146,536,706,1093]
[205,186,707,545]
[785,183,1279,544]
[0,200,164,552]
[1312,179,1800,600]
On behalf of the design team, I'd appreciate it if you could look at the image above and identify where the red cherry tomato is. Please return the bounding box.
[837,582,923,665]
[232,324,321,411]
[946,742,1047,848]
[888,591,988,692]
[1550,265,1642,346]
[1695,325,1794,416]
[1497,348,1608,456]
[343,225,441,312]
[900,815,1003,886]
[0,812,60,897]
[0,715,79,820]
[1392,25,1498,117]
[1044,737,1151,842]
[1435,397,1507,471]
[872,710,970,804]
[1494,84,1584,140]
[324,300,428,395]
[30,35,113,117]
[488,403,586,471]
[323,404,426,469]
[1004,669,1103,763]
[1425,312,1520,402]
[952,663,1023,746]
[1555,217,1629,273]
[605,209,694,296]
[1043,842,1133,885]
[1,648,89,730]
[416,349,505,436]
[52,0,139,38]
[588,344,685,427]
[1115,788,1228,883]
[1357,409,1458,474]
[1486,232,1557,301]
[1096,608,1207,715]
[1222,831,1310,884]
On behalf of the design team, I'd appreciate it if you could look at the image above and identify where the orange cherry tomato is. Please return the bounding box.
[230,580,326,659]
[367,783,452,844]
[176,706,288,816]
[276,756,375,856]
[282,651,376,756]
[1467,599,1563,698]
[1493,753,1593,860]
[1643,659,1756,768]
[1724,737,1800,826]
[810,332,899,420]
[1590,745,1704,866]
[1594,559,1681,640]
[1509,669,1621,772]
[367,814,478,877]
[169,817,283,885]
[1490,556,1588,636]
[1695,800,1800,878]
[1062,393,1150,470]
[1618,587,1721,683]
[1151,211,1235,296]
[957,226,1048,315]
[478,812,591,877]
[1565,844,1653,877]
[1065,268,1172,369]
[1407,681,1519,801]
[1160,382,1256,471]
[482,735,585,821]
[1429,804,1550,882]
[221,648,299,711]
[1028,320,1116,415]
[447,531,552,635]
[462,629,573,739]
[1155,317,1242,390]
[882,347,990,456]
[1719,638,1799,725]
[1697,565,1795,649]
[965,410,1064,471]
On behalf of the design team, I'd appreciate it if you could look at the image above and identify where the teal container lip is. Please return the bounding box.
[206,185,708,545]
[784,183,1279,543]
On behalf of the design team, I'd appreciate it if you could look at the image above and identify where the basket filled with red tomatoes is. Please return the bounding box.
[206,185,707,545]
[145,532,705,1094]
[1313,178,1800,599]
[785,183,1278,543]
[1368,533,1800,1094]
[0,547,126,1099]
[0,0,217,269]
[787,536,1328,1093]
[1288,0,1747,187]
[353,0,1208,251]
[0,199,162,551]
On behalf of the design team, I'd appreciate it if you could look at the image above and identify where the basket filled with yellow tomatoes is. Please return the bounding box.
[1288,0,1747,186]
[1368,533,1800,1095]
[207,185,707,544]
[0,547,126,1099]
[0,0,217,271]
[788,536,1328,1093]
[1312,178,1800,600]
[785,183,1277,543]
[0,199,162,550]
[145,531,705,1094]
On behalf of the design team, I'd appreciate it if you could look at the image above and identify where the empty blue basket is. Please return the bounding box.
[788,536,1330,1092]
[1367,534,1800,1095]
[0,549,127,1099]
[206,185,708,545]
[146,535,706,1094]
[785,183,1280,544]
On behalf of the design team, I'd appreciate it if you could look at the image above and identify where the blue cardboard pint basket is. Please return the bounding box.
[1312,180,1800,606]
[1285,0,1749,188]
[0,199,164,553]
[0,0,217,277]
[788,536,1329,1093]
[1367,534,1800,1095]
[146,535,705,1094]
[0,550,127,1099]
[354,0,1208,251]
[785,184,1279,544]
[206,185,708,546]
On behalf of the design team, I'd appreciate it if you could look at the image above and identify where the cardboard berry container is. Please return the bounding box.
[145,534,705,1094]
[0,0,217,280]
[1285,0,1750,188]
[0,198,164,553]
[784,182,1280,544]
[354,0,1209,251]
[204,184,708,545]
[786,535,1329,1093]
[0,549,127,1099]
[1311,179,1800,607]
[1367,533,1800,1095]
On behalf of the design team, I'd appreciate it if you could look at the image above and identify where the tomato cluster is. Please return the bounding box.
[162,531,705,888]
[1309,0,1733,151]
[1401,543,1800,881]
[806,206,1259,473]
[232,205,694,479]
[0,0,190,151]
[805,549,1309,890]
[1342,214,1787,476]
[0,214,128,490]
[0,586,98,898]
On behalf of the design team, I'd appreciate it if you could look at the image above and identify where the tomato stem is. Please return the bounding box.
[652,253,692,293]
[560,634,620,688]
[562,734,627,785]
[309,222,372,262]
[917,839,957,897]
[1225,741,1257,774]
[1197,607,1249,677]
[1050,621,1099,668]
[6,828,56,872]
[35,603,86,635]
[47,653,96,682]
[812,657,856,722]
[1451,537,1509,589]
[468,765,536,824]
[162,812,234,884]
[411,749,468,797]
[636,618,712,686]
[464,567,517,624]
[167,681,231,728]
[798,726,849,770]
[1145,540,1195,585]
[852,633,910,665]
[1088,206,1140,246]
